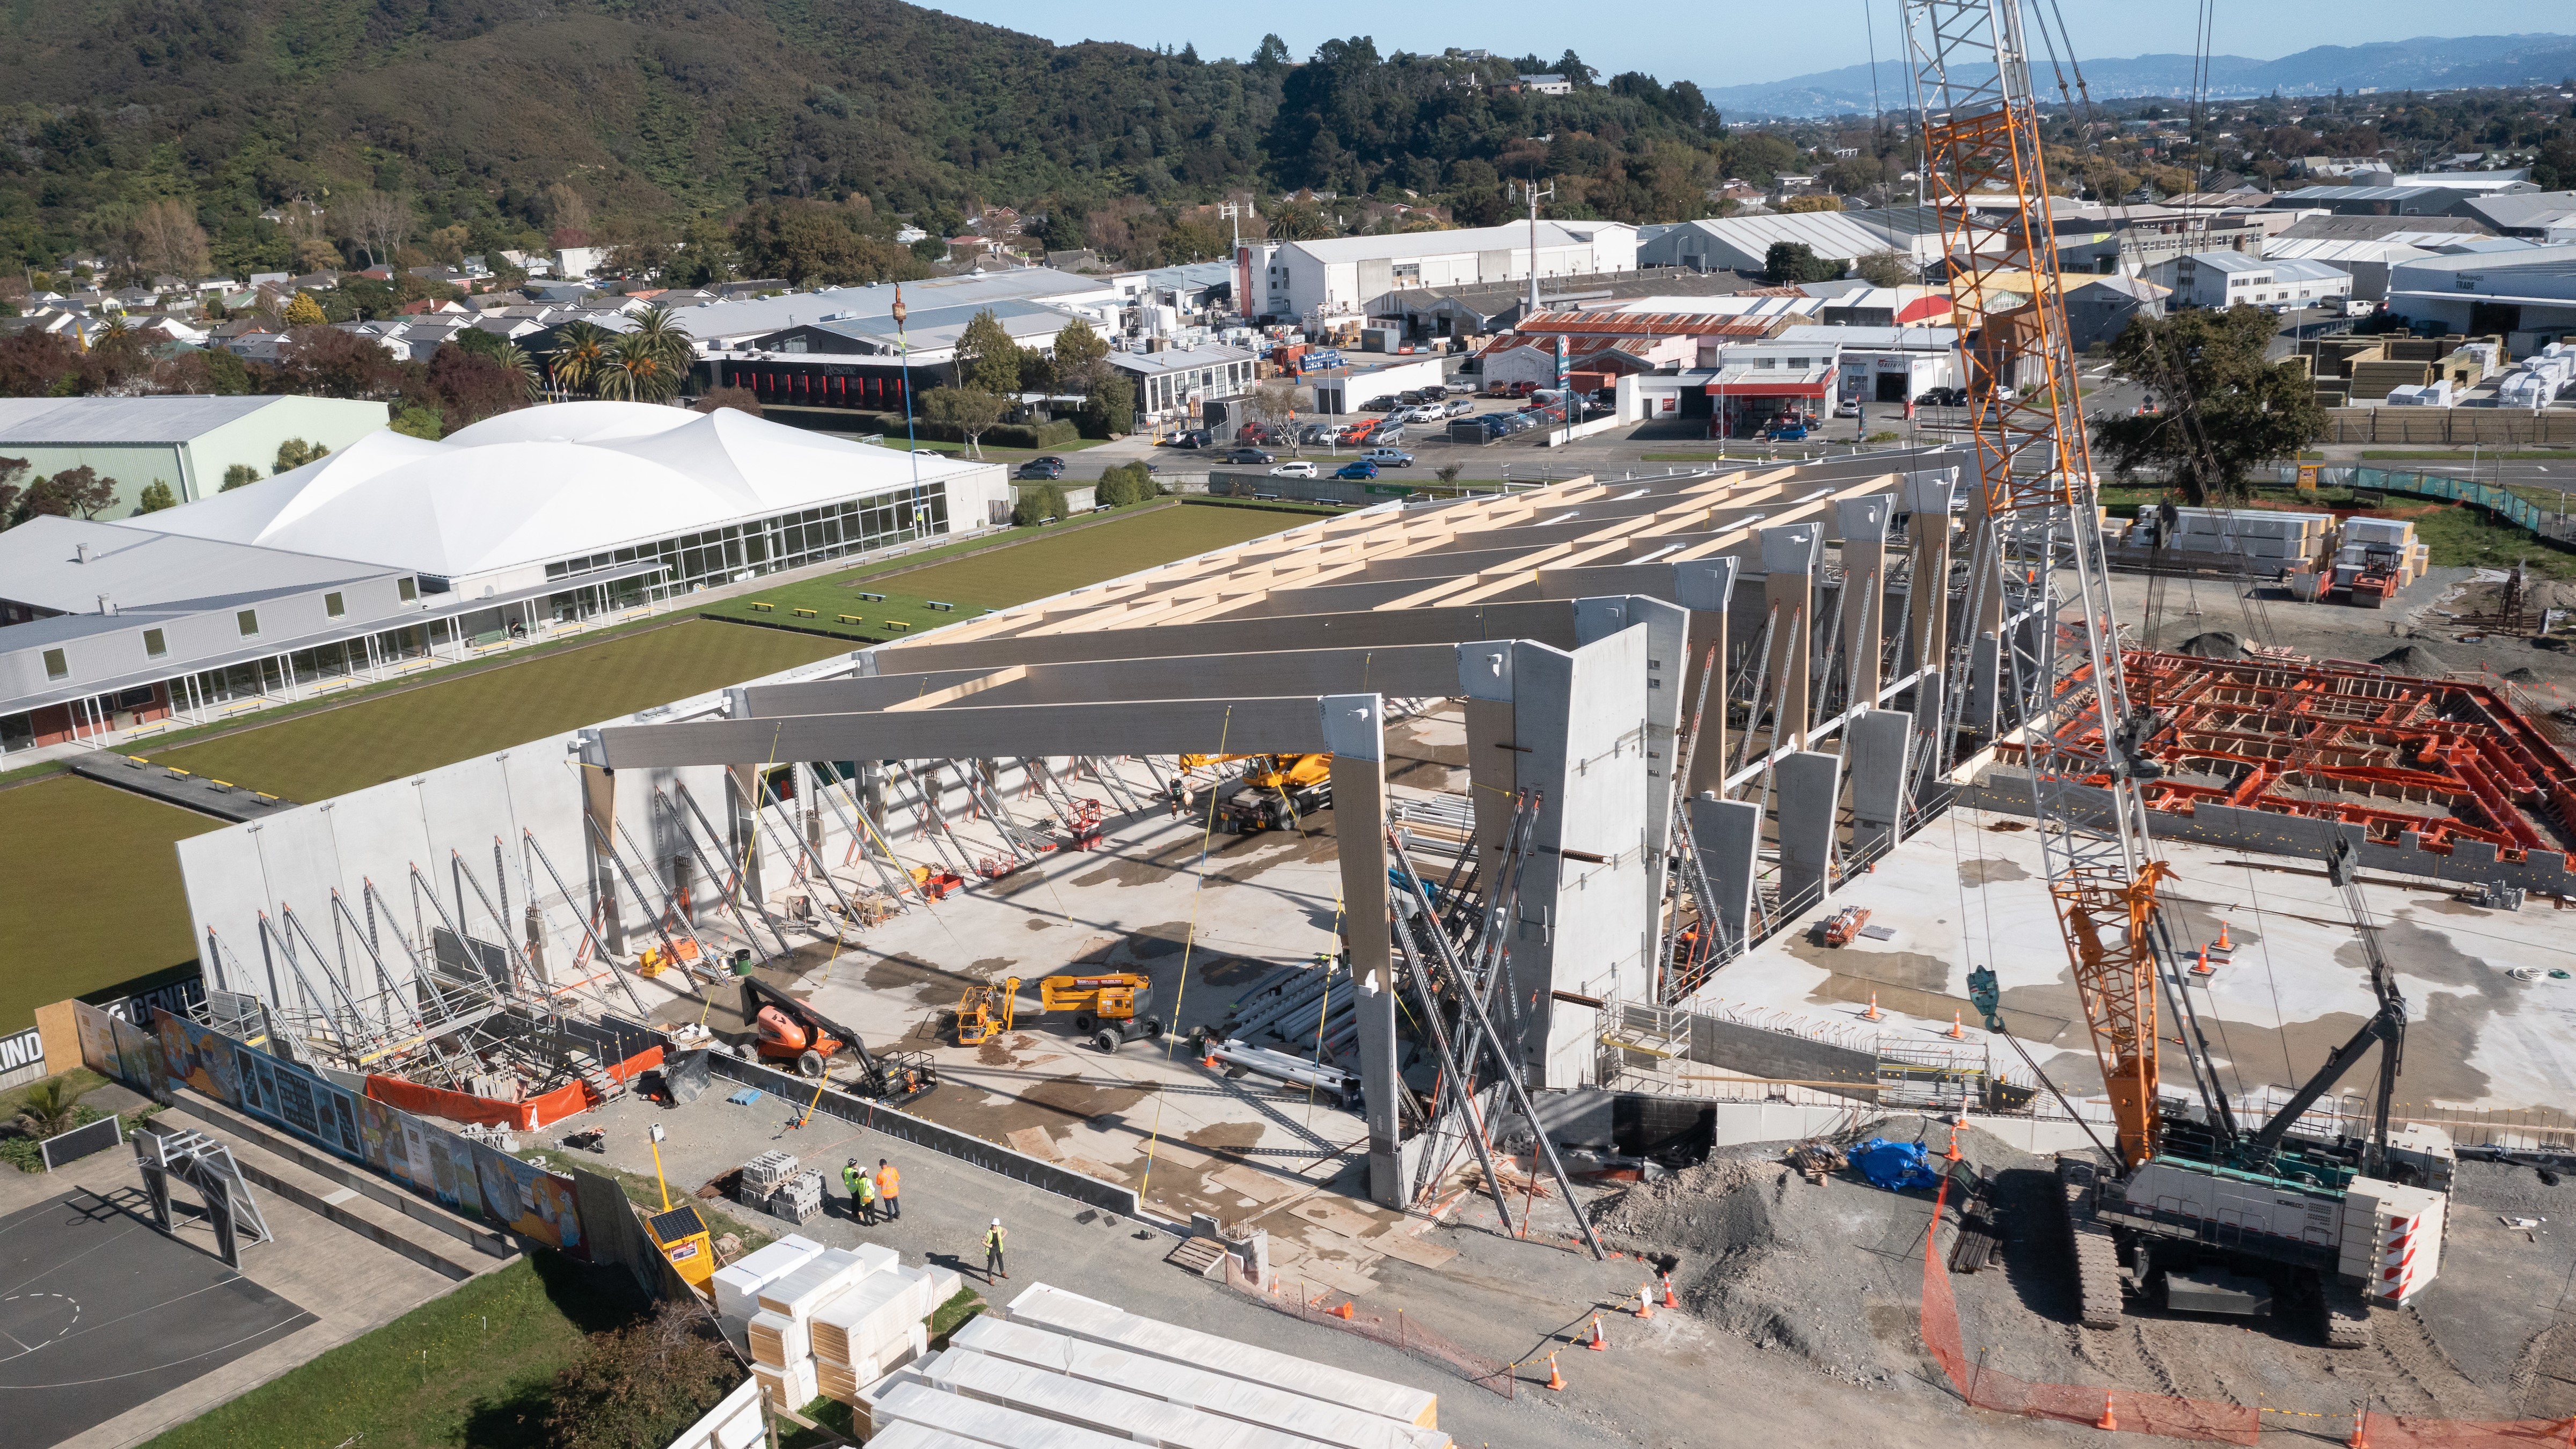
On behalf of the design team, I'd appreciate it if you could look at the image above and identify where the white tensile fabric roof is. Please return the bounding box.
[128,401,976,581]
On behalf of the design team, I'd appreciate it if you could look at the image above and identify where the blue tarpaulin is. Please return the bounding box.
[1847,1137,1944,1192]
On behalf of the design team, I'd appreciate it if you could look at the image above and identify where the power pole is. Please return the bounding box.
[1512,178,1556,320]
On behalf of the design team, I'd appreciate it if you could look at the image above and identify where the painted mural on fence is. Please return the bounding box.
[140,1005,585,1254]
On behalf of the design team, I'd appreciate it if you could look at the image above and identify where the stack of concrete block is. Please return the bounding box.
[2350,359,2434,401]
[767,1169,826,1224]
[1005,1283,1440,1429]
[740,1151,800,1201]
[942,1315,1451,1449]
[751,1246,874,1411]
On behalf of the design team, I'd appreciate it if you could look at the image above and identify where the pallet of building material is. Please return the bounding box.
[924,1346,1350,1449]
[814,1263,937,1368]
[755,1358,819,1417]
[749,1308,813,1369]
[741,1149,800,1196]
[712,1234,825,1324]
[948,1316,1452,1449]
[1005,1283,1439,1429]
[872,1379,1137,1449]
[766,1168,826,1224]
[759,1246,870,1319]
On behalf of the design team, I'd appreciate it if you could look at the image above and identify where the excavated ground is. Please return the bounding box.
[1594,1115,2574,1424]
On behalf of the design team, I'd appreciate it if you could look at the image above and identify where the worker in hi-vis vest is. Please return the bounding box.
[984,1218,1008,1280]
[844,1159,875,1224]
[875,1158,901,1221]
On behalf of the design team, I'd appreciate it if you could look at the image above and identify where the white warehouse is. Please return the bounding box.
[2151,251,2354,310]
[1253,222,1638,327]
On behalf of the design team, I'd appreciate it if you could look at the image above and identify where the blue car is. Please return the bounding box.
[1763,422,1810,442]
[1334,460,1380,480]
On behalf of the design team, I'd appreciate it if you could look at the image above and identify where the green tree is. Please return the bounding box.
[1040,209,1086,253]
[1853,251,1915,288]
[591,330,686,404]
[1762,242,1846,284]
[547,322,613,396]
[22,465,118,519]
[1095,462,1157,507]
[275,438,328,471]
[134,480,178,513]
[282,291,327,325]
[390,405,445,440]
[1080,380,1135,438]
[0,456,27,524]
[12,1077,94,1140]
[2095,305,2326,507]
[923,386,1006,458]
[222,463,262,491]
[1049,318,1111,396]
[957,310,1024,397]
[543,1301,738,1449]
[1014,481,1069,526]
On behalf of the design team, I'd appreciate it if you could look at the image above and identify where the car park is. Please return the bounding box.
[1270,460,1318,478]
[1223,447,1275,465]
[1335,459,1380,479]
[1360,447,1413,467]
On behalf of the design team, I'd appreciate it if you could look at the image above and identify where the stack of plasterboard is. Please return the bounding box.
[868,1381,1137,1448]
[1002,1283,1440,1430]
[946,1315,1451,1449]
[711,1234,823,1340]
[2163,507,2330,566]
[810,1252,930,1403]
[917,1347,1345,1449]
[750,1247,873,1411]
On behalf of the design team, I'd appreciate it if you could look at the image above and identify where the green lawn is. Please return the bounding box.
[141,1254,671,1449]
[0,778,222,1031]
[145,621,848,804]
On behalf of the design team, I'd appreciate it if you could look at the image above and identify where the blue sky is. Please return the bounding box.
[916,2,2554,87]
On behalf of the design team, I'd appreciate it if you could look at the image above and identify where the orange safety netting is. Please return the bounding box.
[2355,1413,2576,1449]
[367,1045,663,1131]
[1921,1174,2260,1444]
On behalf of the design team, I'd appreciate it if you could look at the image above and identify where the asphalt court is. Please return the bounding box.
[1,1188,312,1447]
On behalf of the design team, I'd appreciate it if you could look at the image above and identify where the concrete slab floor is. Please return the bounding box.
[568,1087,2091,1449]
[1692,803,2576,1124]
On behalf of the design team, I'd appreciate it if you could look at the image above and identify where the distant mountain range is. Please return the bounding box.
[1704,33,2576,117]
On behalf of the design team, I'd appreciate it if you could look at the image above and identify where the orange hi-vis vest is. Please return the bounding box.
[876,1165,900,1197]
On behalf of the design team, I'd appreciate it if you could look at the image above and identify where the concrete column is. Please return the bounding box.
[728,764,763,902]
[580,764,625,954]
[672,850,697,927]
[1775,750,1843,911]
[1967,631,2001,742]
[1457,642,1518,871]
[1689,793,1762,958]
[523,902,551,984]
[1903,470,1954,762]
[1760,522,1822,755]
[1846,708,1915,859]
[1675,560,1738,800]
[1322,694,1408,1210]
[1835,496,1889,713]
[1578,595,1688,965]
[1964,471,2008,638]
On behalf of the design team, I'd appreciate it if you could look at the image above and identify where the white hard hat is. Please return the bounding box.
[992,1218,1001,1226]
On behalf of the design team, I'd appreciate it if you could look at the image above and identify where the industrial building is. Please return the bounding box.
[0,396,390,518]
[1636,208,1948,275]
[2149,250,2354,310]
[1248,222,1640,329]
[0,401,1004,754]
[1104,343,1258,429]
[2385,243,2576,350]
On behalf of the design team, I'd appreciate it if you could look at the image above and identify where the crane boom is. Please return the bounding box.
[1907,0,2190,1168]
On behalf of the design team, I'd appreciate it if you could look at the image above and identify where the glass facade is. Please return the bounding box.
[543,481,949,597]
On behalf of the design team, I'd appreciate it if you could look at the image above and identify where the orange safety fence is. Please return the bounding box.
[1920,1173,2260,1444]
[2354,1414,2576,1449]
[367,1045,664,1131]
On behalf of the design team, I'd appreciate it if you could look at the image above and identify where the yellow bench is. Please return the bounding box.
[884,620,911,632]
[792,608,817,619]
[749,602,775,612]
[838,614,863,625]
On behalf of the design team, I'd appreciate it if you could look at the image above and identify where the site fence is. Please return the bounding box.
[1219,1255,1518,1400]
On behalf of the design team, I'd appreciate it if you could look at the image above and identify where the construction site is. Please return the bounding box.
[46,9,2571,1448]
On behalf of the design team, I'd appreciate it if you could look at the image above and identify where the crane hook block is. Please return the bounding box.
[1966,966,2005,1033]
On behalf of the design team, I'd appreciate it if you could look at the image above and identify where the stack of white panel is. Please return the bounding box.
[869,1379,1139,1448]
[1002,1283,1440,1431]
[748,1247,874,1413]
[919,1347,1341,1449]
[947,1316,1450,1449]
[812,1259,936,1403]
[866,1424,992,1449]
[711,1234,823,1338]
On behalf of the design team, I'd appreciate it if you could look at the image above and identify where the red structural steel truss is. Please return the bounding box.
[2009,650,2576,861]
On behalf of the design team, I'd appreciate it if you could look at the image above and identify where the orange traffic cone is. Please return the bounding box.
[1635,1283,1655,1320]
[1661,1271,1680,1309]
[1586,1315,1608,1351]
[1203,1050,1223,1069]
[2191,949,2214,978]
[2215,921,2233,952]
[2346,1416,2369,1449]
[1949,1012,1966,1040]
[1332,1301,1355,1320]
[1546,1352,1566,1392]
[2097,1393,2119,1432]
[1863,993,1882,1021]
[1945,1124,1964,1163]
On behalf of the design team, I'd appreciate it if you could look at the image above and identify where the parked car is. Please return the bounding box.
[1223,447,1275,465]
[1360,448,1414,468]
[1164,429,1211,449]
[1015,458,1066,479]
[1238,423,1276,444]
[1834,399,1862,418]
[1373,424,1406,444]
[1444,380,1479,396]
[1270,460,1319,478]
[1335,459,1381,479]
[1763,421,1810,441]
[1361,397,1397,411]
[1444,398,1475,418]
[1915,386,1962,408]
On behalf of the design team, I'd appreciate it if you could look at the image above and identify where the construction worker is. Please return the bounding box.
[844,1158,874,1225]
[875,1158,901,1221]
[984,1218,1008,1281]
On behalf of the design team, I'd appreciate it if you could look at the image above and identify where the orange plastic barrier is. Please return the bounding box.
[367,1045,664,1131]
[2355,1413,2576,1449]
[1920,1174,2261,1444]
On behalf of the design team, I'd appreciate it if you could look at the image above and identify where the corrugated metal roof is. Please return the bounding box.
[0,396,296,445]
[0,515,393,615]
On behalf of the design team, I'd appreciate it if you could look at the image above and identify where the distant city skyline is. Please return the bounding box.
[917,3,2558,89]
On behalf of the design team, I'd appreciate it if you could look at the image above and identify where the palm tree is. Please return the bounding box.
[495,341,540,401]
[548,322,611,396]
[592,331,683,404]
[13,1077,92,1140]
[625,304,696,373]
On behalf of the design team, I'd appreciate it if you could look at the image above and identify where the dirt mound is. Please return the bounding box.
[2505,667,2543,683]
[2174,631,2244,660]
[1592,1115,2050,1387]
[2374,643,2449,675]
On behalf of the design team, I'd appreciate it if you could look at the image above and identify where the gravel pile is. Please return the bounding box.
[2375,642,2450,674]
[2175,632,2246,660]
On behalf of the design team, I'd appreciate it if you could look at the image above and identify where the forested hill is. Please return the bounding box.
[0,1,1773,277]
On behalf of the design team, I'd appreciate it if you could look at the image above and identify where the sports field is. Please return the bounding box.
[0,777,222,1031]
[876,500,1322,607]
[147,620,848,803]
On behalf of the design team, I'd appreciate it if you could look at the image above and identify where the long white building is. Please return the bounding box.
[1247,222,1638,326]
